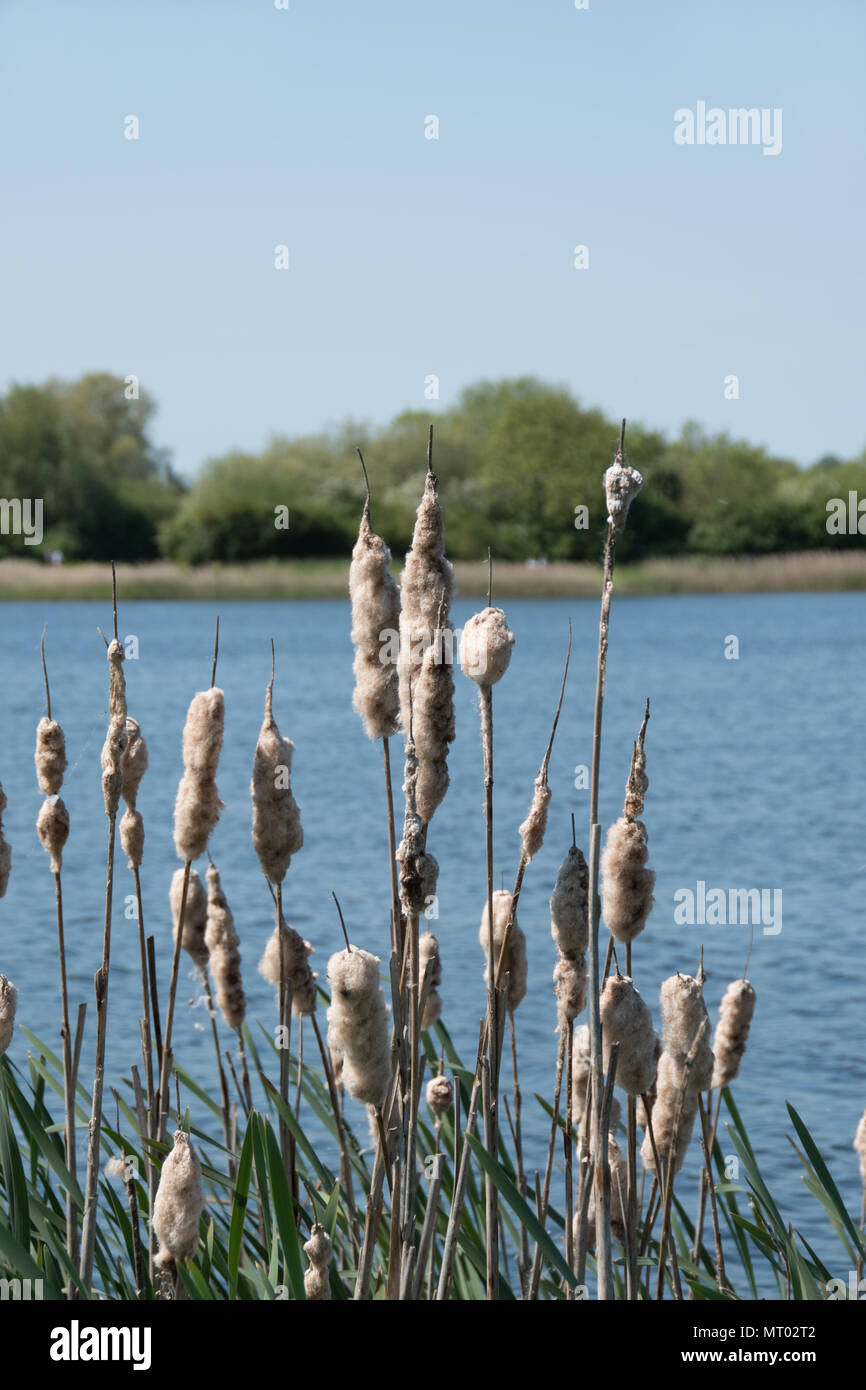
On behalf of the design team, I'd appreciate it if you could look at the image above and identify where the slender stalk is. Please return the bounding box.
[563,1022,574,1285]
[51,869,79,1286]
[479,682,499,1299]
[155,860,191,1141]
[81,574,124,1290]
[698,1092,728,1291]
[528,1029,565,1299]
[587,519,618,1301]
[131,866,154,1143]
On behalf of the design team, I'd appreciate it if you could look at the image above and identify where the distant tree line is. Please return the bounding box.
[1,372,864,564]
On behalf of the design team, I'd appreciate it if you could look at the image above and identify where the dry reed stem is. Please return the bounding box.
[0,784,11,899]
[80,576,126,1289]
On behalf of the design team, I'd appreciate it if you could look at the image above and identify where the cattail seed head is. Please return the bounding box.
[397,734,439,917]
[326,947,391,1108]
[574,1134,628,1248]
[479,889,527,1013]
[711,978,756,1089]
[0,784,9,898]
[398,467,456,731]
[303,1223,333,1301]
[571,1024,622,1133]
[153,1129,205,1267]
[660,973,714,1091]
[259,921,318,1016]
[120,809,144,870]
[604,457,644,532]
[101,639,128,817]
[426,1073,453,1118]
[639,1051,698,1178]
[459,607,514,687]
[170,866,209,972]
[855,1111,866,1188]
[250,682,303,884]
[624,740,648,821]
[419,931,443,1031]
[0,974,17,1056]
[553,955,586,1029]
[550,845,589,957]
[204,863,246,1030]
[413,630,455,824]
[636,1036,663,1130]
[349,509,401,740]
[120,717,149,810]
[518,774,551,864]
[600,816,654,944]
[600,973,658,1097]
[35,717,67,796]
[36,795,70,874]
[173,688,225,861]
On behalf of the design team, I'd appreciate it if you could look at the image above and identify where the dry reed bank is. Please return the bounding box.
[0,549,864,601]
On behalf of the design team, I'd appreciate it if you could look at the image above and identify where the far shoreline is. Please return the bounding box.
[0,550,863,601]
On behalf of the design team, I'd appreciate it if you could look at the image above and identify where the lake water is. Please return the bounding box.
[0,592,863,1284]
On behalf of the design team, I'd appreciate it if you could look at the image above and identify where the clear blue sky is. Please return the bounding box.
[1,0,863,477]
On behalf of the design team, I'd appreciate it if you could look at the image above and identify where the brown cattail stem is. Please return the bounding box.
[528,1029,566,1299]
[311,1014,359,1247]
[479,683,499,1300]
[697,1092,728,1291]
[156,860,191,1141]
[53,870,79,1284]
[81,581,126,1291]
[79,807,117,1289]
[588,521,618,1301]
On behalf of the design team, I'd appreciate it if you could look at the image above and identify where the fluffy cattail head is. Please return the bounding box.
[181,688,224,780]
[121,717,149,810]
[153,1129,205,1267]
[660,973,713,1092]
[426,1073,453,1119]
[574,1135,628,1248]
[258,921,318,1016]
[855,1110,866,1188]
[571,1025,622,1133]
[170,866,209,972]
[600,816,654,944]
[413,629,455,824]
[35,717,67,796]
[479,889,527,1013]
[204,863,246,1030]
[100,639,128,817]
[604,455,644,532]
[419,931,443,1031]
[36,795,70,874]
[119,808,144,870]
[250,681,303,884]
[326,947,391,1108]
[600,973,659,1097]
[550,844,589,957]
[0,974,17,1057]
[459,607,514,687]
[553,954,587,1029]
[639,1051,698,1178]
[349,507,401,740]
[518,774,551,864]
[173,688,225,861]
[303,1223,333,1300]
[397,734,440,917]
[711,978,756,1089]
[0,784,9,898]
[398,463,455,733]
[624,741,648,821]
